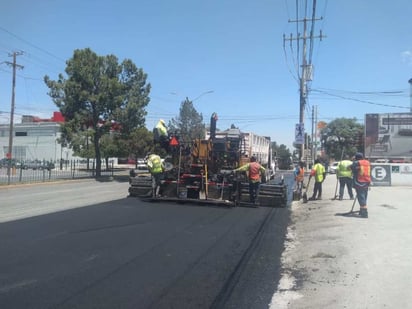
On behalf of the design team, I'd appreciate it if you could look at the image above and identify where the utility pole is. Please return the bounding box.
[409,78,412,112]
[311,105,315,164]
[5,51,24,184]
[313,105,318,162]
[283,0,325,162]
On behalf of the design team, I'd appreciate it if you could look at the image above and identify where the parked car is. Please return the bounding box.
[43,161,55,170]
[0,158,22,168]
[328,161,339,174]
[375,159,389,163]
[135,162,149,174]
[22,160,55,170]
[22,161,42,170]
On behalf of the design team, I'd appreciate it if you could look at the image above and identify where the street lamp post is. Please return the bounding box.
[191,90,214,102]
[189,90,214,138]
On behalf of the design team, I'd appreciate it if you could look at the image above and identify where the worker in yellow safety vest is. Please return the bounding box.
[153,119,169,150]
[146,153,165,198]
[308,159,326,201]
[337,155,354,200]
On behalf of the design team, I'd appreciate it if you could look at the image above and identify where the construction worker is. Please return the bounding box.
[234,156,266,205]
[153,119,169,150]
[294,161,305,193]
[146,153,165,198]
[308,159,326,201]
[155,119,168,136]
[350,152,371,218]
[337,155,354,200]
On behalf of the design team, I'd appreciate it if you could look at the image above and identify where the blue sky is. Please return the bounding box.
[1,0,411,149]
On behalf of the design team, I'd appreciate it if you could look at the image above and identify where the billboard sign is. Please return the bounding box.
[365,113,412,160]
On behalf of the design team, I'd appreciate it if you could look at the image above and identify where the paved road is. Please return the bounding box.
[0,176,293,309]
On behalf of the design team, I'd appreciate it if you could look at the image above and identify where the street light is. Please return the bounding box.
[191,90,214,102]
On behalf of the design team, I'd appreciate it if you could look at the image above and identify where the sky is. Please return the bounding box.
[1,0,411,149]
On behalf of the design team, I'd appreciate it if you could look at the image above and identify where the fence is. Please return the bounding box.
[0,159,130,186]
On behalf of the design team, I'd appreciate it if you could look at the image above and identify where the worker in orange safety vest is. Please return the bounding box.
[234,156,266,205]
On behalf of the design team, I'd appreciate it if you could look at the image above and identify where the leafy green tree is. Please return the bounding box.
[128,127,156,161]
[320,118,364,160]
[44,48,150,176]
[99,134,126,170]
[168,98,205,144]
[271,142,292,170]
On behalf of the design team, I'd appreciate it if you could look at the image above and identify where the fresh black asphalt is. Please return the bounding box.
[0,173,294,309]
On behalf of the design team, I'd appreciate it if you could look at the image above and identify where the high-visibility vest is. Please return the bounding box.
[337,160,353,178]
[147,154,163,174]
[295,167,304,182]
[311,163,325,182]
[155,121,168,136]
[357,159,371,183]
[235,161,265,181]
[249,162,263,181]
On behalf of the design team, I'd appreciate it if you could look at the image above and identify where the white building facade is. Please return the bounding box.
[0,119,73,162]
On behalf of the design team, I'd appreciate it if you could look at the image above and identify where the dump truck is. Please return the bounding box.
[128,113,287,207]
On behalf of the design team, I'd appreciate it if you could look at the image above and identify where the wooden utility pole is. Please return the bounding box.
[5,51,24,184]
[283,0,325,162]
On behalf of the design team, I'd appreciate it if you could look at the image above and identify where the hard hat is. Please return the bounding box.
[355,152,363,160]
[160,119,165,125]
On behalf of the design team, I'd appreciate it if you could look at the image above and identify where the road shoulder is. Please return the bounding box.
[270,176,412,308]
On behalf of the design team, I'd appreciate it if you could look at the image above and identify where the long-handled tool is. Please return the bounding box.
[350,194,357,213]
[331,176,339,200]
[302,176,312,203]
[331,149,345,200]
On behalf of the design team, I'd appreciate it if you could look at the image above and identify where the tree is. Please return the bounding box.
[99,134,127,170]
[168,98,205,144]
[128,127,156,161]
[320,118,364,160]
[44,48,151,176]
[271,142,292,170]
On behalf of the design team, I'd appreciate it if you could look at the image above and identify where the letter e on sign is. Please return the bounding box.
[372,166,386,181]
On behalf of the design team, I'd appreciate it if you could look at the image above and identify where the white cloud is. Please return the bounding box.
[401,50,412,65]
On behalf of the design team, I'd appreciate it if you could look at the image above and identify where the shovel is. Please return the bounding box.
[350,194,357,213]
[331,176,339,200]
[302,176,312,203]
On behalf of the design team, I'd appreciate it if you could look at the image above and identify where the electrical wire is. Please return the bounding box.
[311,89,409,109]
[0,26,66,63]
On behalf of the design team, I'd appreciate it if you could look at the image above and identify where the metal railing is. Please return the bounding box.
[0,159,130,186]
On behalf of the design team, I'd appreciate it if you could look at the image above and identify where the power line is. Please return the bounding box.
[0,26,65,63]
[314,87,407,95]
[311,89,409,109]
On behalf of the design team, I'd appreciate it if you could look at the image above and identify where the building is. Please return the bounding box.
[365,112,412,161]
[0,112,74,162]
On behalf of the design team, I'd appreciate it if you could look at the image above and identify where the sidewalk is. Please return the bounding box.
[270,175,412,309]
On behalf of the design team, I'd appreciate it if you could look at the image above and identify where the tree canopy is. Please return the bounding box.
[272,142,292,169]
[320,117,364,160]
[168,98,205,144]
[44,48,151,176]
